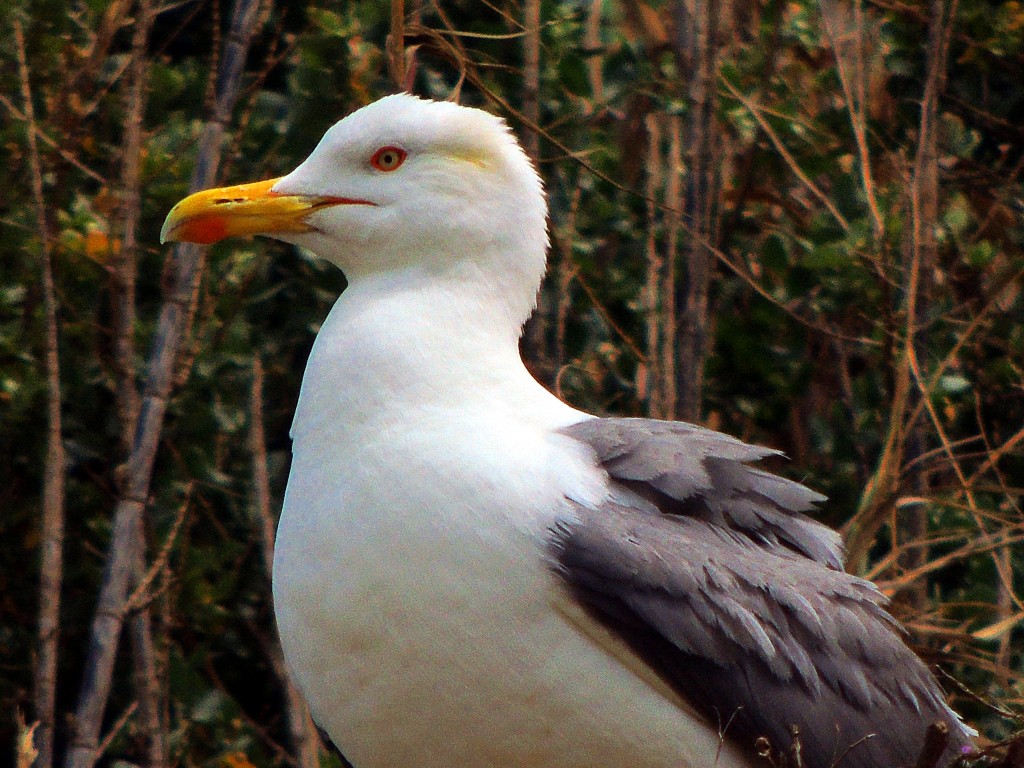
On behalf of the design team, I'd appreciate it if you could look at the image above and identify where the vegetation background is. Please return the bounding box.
[2,0,1023,766]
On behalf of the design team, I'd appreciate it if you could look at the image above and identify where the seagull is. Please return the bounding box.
[162,93,973,768]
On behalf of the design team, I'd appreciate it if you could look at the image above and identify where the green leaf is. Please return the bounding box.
[557,52,591,98]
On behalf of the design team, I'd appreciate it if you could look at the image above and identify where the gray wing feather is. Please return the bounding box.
[561,417,840,568]
[555,417,973,768]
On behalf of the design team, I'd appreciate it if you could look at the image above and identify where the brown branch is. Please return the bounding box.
[907,342,1024,616]
[640,107,683,420]
[64,2,265,767]
[863,521,1024,582]
[574,267,646,364]
[901,265,1024,455]
[60,0,132,123]
[842,345,912,568]
[897,0,1019,618]
[847,0,958,568]
[972,400,1024,683]
[875,528,1024,597]
[91,702,138,765]
[124,491,190,614]
[968,421,1024,488]
[388,0,406,88]
[15,19,67,768]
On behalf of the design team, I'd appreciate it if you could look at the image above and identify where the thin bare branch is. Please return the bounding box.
[843,347,912,568]
[15,18,67,768]
[410,22,878,351]
[820,0,885,239]
[875,527,1024,597]
[0,93,106,183]
[125,493,191,614]
[721,76,851,233]
[91,702,138,765]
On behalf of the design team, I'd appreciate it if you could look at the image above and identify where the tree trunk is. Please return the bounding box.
[674,0,724,422]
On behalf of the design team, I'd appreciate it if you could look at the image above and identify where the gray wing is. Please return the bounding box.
[555,417,973,768]
[562,417,842,568]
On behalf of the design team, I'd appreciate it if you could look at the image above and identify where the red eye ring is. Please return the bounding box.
[370,146,407,172]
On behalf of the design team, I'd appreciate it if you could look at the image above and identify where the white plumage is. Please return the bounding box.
[267,94,746,767]
[162,93,972,768]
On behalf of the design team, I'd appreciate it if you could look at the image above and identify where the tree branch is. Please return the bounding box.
[15,18,67,768]
[64,3,264,767]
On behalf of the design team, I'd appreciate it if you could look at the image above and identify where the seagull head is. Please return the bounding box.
[162,94,549,325]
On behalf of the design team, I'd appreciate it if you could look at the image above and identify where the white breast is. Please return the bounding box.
[271,289,751,768]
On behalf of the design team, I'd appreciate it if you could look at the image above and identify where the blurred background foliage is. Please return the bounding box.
[1,0,1023,767]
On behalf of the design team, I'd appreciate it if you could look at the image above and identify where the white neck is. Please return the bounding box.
[289,267,555,447]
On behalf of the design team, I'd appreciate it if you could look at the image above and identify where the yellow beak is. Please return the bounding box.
[160,178,374,245]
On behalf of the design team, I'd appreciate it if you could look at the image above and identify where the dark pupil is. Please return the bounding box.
[382,152,394,165]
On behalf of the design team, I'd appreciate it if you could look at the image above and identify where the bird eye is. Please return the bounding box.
[370,146,407,172]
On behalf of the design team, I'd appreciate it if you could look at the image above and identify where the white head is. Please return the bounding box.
[162,94,549,329]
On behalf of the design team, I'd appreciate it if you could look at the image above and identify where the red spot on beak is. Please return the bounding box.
[176,215,229,245]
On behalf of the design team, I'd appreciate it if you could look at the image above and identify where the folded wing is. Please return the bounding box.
[553,417,972,768]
